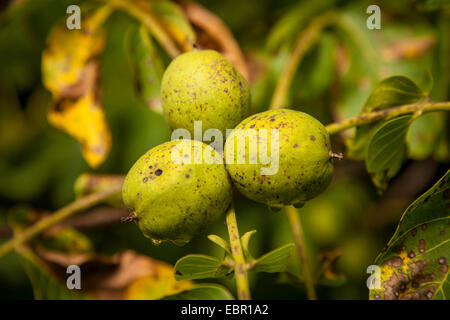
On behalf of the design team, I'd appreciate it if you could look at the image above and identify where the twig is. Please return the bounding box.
[268,14,336,299]
[0,186,122,260]
[106,0,180,58]
[285,205,316,300]
[225,205,251,300]
[270,12,337,109]
[325,101,450,135]
[182,1,249,81]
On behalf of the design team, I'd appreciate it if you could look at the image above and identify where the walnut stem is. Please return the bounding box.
[285,205,317,300]
[225,205,251,300]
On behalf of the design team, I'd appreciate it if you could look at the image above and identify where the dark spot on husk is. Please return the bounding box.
[155,169,163,176]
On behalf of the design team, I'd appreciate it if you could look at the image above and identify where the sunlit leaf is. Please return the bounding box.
[174,254,231,280]
[366,115,412,192]
[23,248,187,300]
[250,243,294,273]
[370,170,450,300]
[48,91,112,168]
[42,5,113,168]
[42,6,111,98]
[125,266,194,300]
[207,234,231,255]
[240,230,256,261]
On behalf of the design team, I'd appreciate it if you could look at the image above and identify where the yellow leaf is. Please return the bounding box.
[42,6,111,98]
[48,90,111,168]
[125,263,194,300]
[42,5,112,168]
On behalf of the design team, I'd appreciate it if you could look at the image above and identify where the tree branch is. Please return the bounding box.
[285,205,316,300]
[326,101,450,135]
[0,186,122,260]
[107,0,181,58]
[270,12,337,109]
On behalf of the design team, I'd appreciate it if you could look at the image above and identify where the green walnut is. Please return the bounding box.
[224,109,335,208]
[122,139,232,245]
[161,49,251,137]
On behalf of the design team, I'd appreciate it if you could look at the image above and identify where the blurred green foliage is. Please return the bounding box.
[0,0,448,300]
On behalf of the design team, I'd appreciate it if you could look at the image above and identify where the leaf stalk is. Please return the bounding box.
[225,205,251,300]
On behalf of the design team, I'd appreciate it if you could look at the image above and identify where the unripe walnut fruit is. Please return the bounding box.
[161,49,251,138]
[122,139,232,245]
[224,109,334,207]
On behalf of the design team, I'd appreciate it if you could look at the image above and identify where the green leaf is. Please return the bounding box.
[347,76,426,160]
[128,25,165,113]
[174,254,231,280]
[370,170,450,300]
[363,76,426,112]
[250,243,295,273]
[266,0,337,51]
[366,115,412,192]
[164,284,234,300]
[207,234,231,255]
[293,33,337,101]
[241,230,257,261]
[17,247,84,300]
